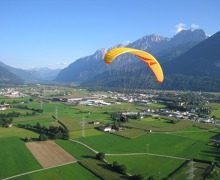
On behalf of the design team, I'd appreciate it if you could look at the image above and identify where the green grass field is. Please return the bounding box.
[113,128,147,139]
[105,155,186,179]
[69,128,105,139]
[75,131,220,178]
[78,132,220,162]
[13,118,59,128]
[80,158,129,180]
[122,119,215,133]
[170,161,211,180]
[209,103,220,119]
[122,118,173,131]
[1,92,220,179]
[12,163,99,180]
[145,103,166,109]
[55,139,96,160]
[0,137,41,179]
[0,126,39,139]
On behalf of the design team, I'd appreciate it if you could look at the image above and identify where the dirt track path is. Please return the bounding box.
[69,139,98,154]
[106,152,190,160]
[3,161,77,180]
[151,127,217,134]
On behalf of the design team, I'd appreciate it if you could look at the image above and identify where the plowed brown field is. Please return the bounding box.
[26,141,76,168]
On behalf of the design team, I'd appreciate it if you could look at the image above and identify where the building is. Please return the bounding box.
[99,126,112,132]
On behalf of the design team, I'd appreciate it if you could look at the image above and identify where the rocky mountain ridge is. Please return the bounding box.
[55,29,207,83]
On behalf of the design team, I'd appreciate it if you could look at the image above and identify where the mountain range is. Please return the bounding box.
[0,65,24,85]
[1,29,220,91]
[0,62,61,83]
[164,31,220,76]
[55,29,208,82]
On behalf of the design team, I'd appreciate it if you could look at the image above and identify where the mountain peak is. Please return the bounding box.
[172,29,207,44]
[149,33,168,42]
[140,34,169,42]
[164,31,220,76]
[92,48,107,59]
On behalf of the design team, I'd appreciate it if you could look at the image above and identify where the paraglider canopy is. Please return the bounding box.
[104,47,164,83]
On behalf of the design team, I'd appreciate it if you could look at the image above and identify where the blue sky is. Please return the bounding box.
[0,0,219,69]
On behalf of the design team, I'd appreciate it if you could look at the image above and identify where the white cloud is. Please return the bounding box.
[172,23,200,34]
[191,24,200,30]
[122,40,132,46]
[47,61,69,69]
[56,62,68,66]
[175,23,187,33]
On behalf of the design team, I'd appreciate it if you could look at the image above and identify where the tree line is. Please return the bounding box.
[17,122,69,140]
[16,104,43,113]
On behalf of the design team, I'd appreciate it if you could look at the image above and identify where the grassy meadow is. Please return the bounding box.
[78,131,220,162]
[0,126,39,139]
[12,163,99,180]
[209,103,220,119]
[55,139,96,160]
[0,137,41,179]
[105,155,186,179]
[1,89,220,179]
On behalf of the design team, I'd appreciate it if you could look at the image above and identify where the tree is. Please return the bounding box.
[148,176,155,180]
[131,174,144,180]
[112,161,127,174]
[114,120,119,129]
[36,122,41,130]
[26,111,29,116]
[54,130,63,139]
[120,115,128,122]
[1,100,5,105]
[39,133,47,141]
[112,161,119,168]
[111,112,119,121]
[96,152,105,161]
[118,164,127,174]
[137,112,141,120]
[63,130,70,140]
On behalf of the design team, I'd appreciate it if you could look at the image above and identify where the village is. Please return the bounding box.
[0,86,219,133]
[47,89,219,132]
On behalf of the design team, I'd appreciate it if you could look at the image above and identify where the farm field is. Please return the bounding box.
[0,126,39,139]
[105,155,186,179]
[68,128,105,139]
[78,132,220,162]
[113,128,147,139]
[0,137,41,179]
[170,161,212,180]
[12,163,99,180]
[209,103,220,119]
[56,139,96,160]
[26,141,77,168]
[79,158,129,180]
[1,88,220,179]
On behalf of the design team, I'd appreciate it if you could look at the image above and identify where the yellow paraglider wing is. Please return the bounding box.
[104,47,164,83]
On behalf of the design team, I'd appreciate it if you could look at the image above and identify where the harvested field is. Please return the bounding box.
[26,141,77,168]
